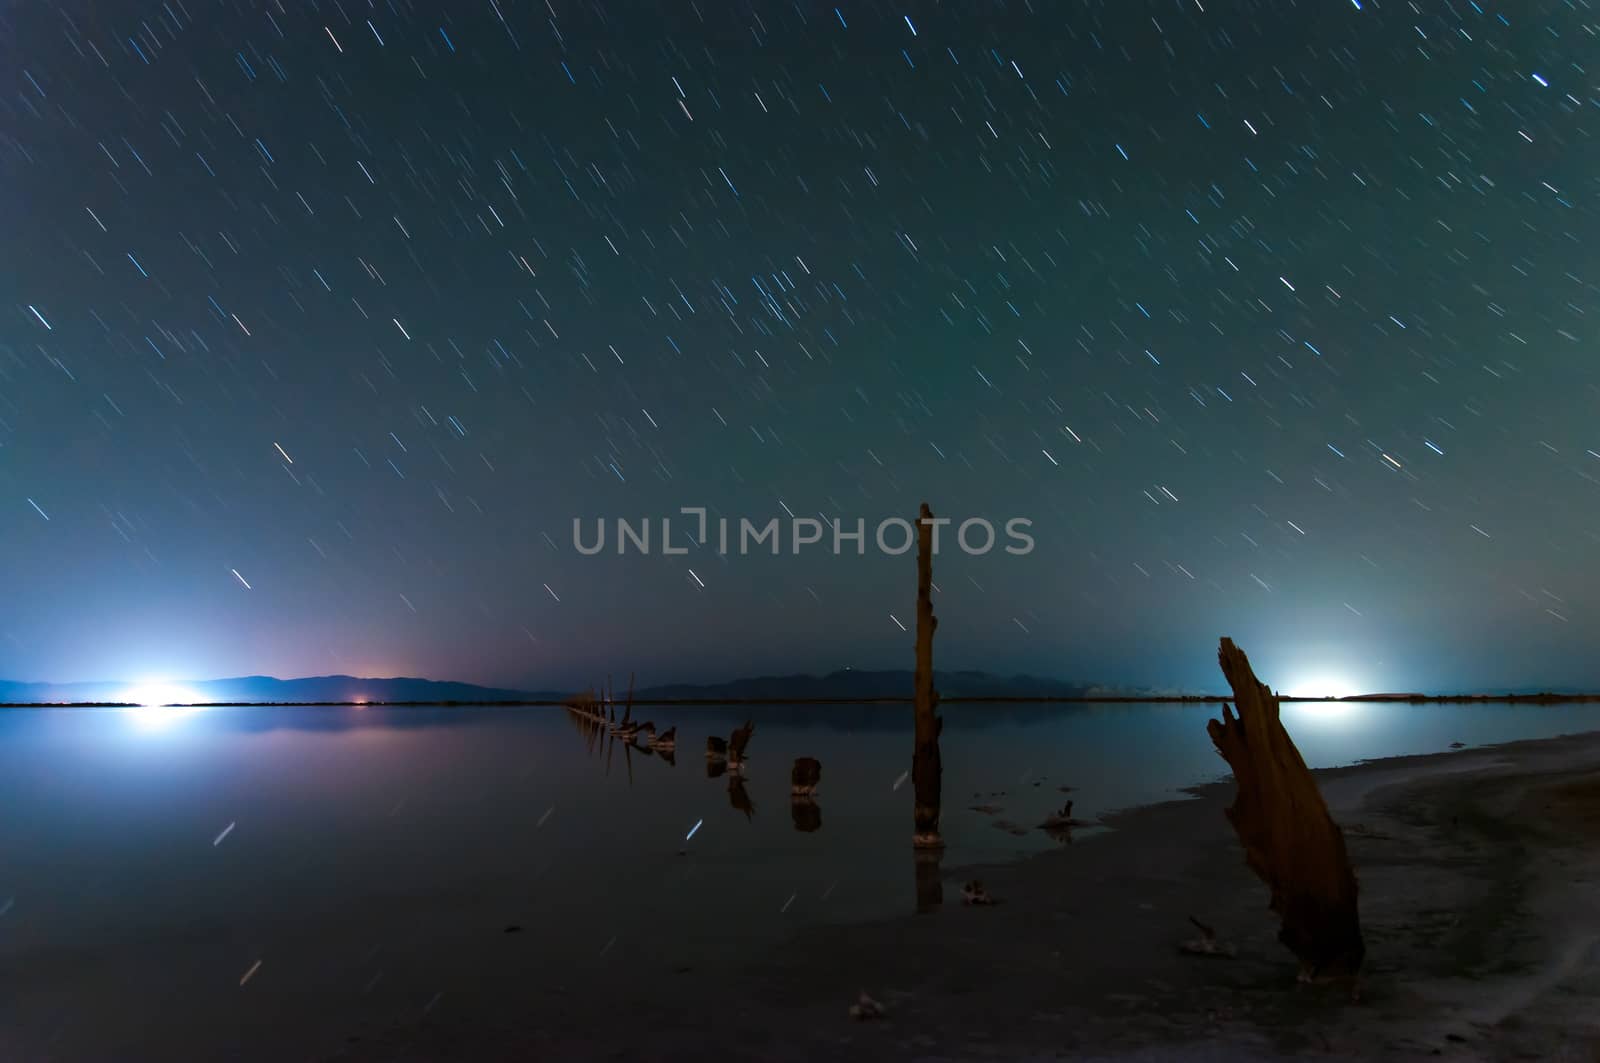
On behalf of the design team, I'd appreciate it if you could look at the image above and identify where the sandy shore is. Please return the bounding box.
[325,730,1600,1062]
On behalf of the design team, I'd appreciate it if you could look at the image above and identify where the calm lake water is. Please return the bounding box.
[3,699,1598,1059]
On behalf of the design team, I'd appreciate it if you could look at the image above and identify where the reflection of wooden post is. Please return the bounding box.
[790,798,821,833]
[912,502,943,849]
[1208,638,1365,979]
[913,847,943,913]
[728,775,755,821]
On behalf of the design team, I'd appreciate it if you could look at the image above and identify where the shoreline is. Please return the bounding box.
[328,728,1600,1061]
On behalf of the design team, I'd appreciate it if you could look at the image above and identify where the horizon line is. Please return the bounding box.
[5,692,1600,709]
[9,667,1599,697]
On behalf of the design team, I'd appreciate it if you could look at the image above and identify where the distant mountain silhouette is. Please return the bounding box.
[0,675,557,705]
[4,670,1593,706]
[196,675,553,703]
[629,669,1101,700]
[0,668,1119,705]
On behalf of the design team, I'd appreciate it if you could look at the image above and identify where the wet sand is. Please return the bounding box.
[326,730,1600,1062]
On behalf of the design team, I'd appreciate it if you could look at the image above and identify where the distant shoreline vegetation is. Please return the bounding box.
[10,669,1597,708]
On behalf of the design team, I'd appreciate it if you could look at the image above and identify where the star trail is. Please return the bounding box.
[2,1,1597,693]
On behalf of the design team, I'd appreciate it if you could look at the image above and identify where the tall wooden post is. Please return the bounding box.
[1208,638,1364,979]
[912,502,943,849]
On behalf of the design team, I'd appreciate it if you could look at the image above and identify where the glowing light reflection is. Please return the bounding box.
[118,682,205,731]
[122,704,205,731]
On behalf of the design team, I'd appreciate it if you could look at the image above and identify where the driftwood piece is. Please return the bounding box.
[960,879,997,906]
[1038,801,1086,833]
[911,502,944,849]
[706,735,727,759]
[1179,915,1238,959]
[1208,638,1364,978]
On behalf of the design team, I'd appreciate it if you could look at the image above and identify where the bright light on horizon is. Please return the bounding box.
[118,681,205,731]
[120,682,201,707]
[1280,675,1365,700]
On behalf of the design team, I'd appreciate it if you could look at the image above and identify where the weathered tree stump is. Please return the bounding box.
[791,756,822,795]
[1208,637,1365,979]
[728,719,754,762]
[912,502,944,849]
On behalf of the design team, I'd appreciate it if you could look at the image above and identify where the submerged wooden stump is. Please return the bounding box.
[1208,637,1365,978]
[729,720,754,761]
[791,756,822,795]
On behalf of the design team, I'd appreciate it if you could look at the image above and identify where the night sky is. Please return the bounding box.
[4,1,1597,695]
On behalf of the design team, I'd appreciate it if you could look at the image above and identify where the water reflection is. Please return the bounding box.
[5,698,1596,1062]
[122,704,207,732]
[727,774,756,820]
[910,731,944,909]
[790,797,821,832]
[10,699,1593,994]
[563,703,683,786]
[913,846,944,912]
[790,757,822,833]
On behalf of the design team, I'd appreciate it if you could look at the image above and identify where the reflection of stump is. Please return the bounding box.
[791,757,822,795]
[790,797,821,833]
[728,775,755,820]
[913,846,943,913]
[912,502,943,849]
[705,757,727,779]
[1209,638,1365,979]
